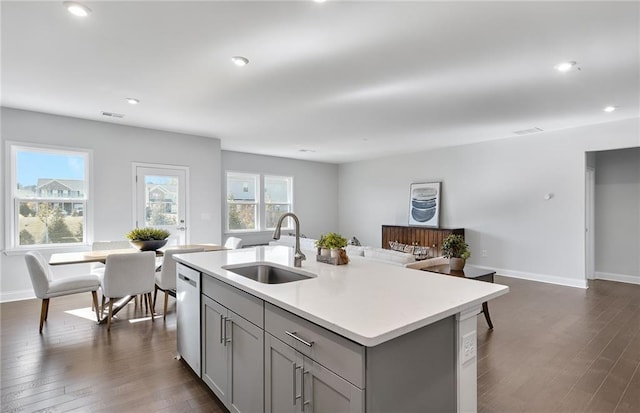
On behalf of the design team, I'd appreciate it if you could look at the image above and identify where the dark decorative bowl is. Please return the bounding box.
[129,239,168,251]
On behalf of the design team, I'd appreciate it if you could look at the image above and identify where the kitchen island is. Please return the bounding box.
[174,246,508,413]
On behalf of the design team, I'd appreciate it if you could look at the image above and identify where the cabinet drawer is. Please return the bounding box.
[265,303,364,388]
[202,275,263,328]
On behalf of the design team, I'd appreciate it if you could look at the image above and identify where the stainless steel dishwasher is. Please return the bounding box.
[176,262,201,376]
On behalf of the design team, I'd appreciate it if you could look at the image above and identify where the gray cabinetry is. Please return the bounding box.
[265,333,363,413]
[202,276,264,413]
[265,333,303,413]
[202,295,228,399]
[196,268,456,413]
[265,304,364,413]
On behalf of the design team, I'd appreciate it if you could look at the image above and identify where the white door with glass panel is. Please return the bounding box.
[135,165,187,246]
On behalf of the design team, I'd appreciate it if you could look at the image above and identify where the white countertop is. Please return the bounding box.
[174,246,509,347]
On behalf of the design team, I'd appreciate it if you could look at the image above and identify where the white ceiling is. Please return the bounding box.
[2,1,639,163]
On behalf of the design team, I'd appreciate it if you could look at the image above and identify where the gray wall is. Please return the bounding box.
[338,118,639,288]
[594,147,640,282]
[1,107,222,301]
[221,151,339,247]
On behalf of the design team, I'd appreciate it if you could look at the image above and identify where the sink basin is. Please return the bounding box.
[223,263,315,284]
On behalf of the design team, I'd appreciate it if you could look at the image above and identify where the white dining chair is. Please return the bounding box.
[24,251,101,333]
[90,240,134,270]
[90,240,135,309]
[99,251,156,331]
[154,247,204,320]
[224,236,243,249]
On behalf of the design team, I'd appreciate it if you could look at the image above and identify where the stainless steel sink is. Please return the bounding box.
[223,263,315,284]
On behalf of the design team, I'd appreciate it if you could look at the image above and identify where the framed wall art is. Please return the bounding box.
[408,182,440,228]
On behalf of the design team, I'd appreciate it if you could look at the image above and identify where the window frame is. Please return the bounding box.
[263,175,294,231]
[225,171,294,234]
[226,172,260,233]
[6,142,93,250]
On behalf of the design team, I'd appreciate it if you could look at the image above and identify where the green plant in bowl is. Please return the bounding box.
[126,227,170,241]
[126,227,170,251]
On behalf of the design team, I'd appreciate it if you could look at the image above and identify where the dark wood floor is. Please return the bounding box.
[1,276,639,412]
[477,277,640,413]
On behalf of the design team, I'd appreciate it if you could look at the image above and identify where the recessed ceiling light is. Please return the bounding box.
[63,1,91,17]
[554,61,577,72]
[126,98,140,105]
[603,106,616,113]
[313,0,327,3]
[231,56,249,67]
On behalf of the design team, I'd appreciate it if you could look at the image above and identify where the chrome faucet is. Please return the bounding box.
[273,212,306,267]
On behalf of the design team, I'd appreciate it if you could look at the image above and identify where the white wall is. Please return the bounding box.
[594,147,640,284]
[221,151,339,247]
[1,107,221,301]
[339,118,640,288]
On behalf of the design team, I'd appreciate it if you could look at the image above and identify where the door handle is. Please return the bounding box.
[224,317,232,345]
[219,314,224,344]
[302,369,311,411]
[292,364,302,405]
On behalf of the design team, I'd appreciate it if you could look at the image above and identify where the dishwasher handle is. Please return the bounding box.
[178,273,197,288]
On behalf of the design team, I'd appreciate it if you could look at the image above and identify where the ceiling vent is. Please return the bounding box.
[101,111,124,118]
[513,127,543,135]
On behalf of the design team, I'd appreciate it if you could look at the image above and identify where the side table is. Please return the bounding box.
[421,264,496,329]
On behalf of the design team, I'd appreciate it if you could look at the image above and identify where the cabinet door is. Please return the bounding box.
[265,334,304,413]
[228,310,264,413]
[202,295,228,402]
[304,357,364,413]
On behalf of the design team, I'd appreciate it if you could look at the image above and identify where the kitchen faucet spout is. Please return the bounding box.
[273,213,306,267]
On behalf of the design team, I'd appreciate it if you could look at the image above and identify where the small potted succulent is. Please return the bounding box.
[126,227,171,251]
[442,234,471,271]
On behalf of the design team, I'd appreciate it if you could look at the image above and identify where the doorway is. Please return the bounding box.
[133,163,189,246]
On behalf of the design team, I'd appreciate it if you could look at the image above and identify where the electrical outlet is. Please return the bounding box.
[462,332,477,364]
[482,250,487,257]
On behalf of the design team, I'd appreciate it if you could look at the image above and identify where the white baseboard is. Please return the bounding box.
[0,289,35,303]
[473,265,588,289]
[595,271,640,285]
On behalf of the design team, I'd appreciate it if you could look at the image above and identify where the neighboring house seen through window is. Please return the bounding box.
[10,144,89,248]
[226,172,293,232]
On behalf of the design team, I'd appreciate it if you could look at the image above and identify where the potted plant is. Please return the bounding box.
[442,234,471,271]
[322,232,348,258]
[126,227,171,251]
[314,234,330,257]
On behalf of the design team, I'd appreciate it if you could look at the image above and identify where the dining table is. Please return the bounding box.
[48,243,226,266]
[48,243,226,324]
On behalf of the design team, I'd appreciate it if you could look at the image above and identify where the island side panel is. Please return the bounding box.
[365,315,456,413]
[457,306,481,413]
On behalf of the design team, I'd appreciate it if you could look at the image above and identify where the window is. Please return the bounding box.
[226,172,293,232]
[264,175,293,230]
[10,144,90,248]
[227,173,258,231]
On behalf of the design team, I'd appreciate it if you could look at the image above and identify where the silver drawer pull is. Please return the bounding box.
[285,331,314,347]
